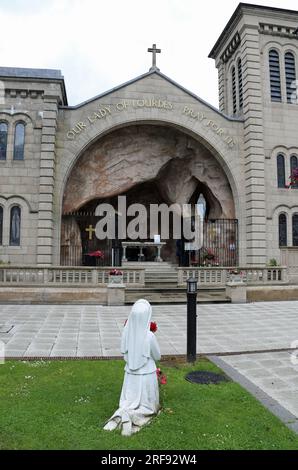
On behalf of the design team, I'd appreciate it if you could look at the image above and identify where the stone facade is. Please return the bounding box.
[1,3,298,267]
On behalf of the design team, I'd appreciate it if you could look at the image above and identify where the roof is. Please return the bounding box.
[0,66,67,104]
[0,66,63,80]
[60,68,243,123]
[209,2,298,59]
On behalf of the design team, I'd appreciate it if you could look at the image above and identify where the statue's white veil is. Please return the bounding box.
[121,299,152,371]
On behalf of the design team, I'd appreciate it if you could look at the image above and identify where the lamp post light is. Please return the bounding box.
[187,277,198,363]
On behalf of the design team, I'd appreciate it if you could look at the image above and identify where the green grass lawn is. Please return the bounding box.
[0,358,298,450]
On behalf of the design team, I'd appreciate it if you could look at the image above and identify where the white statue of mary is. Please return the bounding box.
[103,299,161,436]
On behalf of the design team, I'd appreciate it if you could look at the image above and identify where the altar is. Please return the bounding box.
[121,241,166,263]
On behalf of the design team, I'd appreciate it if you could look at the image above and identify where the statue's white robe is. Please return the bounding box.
[104,331,161,436]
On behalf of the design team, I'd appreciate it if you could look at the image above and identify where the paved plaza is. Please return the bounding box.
[1,301,298,357]
[1,301,298,424]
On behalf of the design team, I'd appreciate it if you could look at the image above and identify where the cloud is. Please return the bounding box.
[1,0,298,107]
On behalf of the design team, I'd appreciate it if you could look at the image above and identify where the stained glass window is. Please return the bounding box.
[290,155,298,188]
[279,213,287,247]
[277,154,285,188]
[293,214,298,246]
[9,206,21,246]
[0,206,3,245]
[0,122,8,160]
[13,122,25,160]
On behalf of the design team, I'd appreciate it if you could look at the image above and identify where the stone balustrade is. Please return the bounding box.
[177,266,288,287]
[0,266,145,287]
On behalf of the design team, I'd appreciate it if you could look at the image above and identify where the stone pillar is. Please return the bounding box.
[241,25,267,265]
[107,283,125,306]
[226,282,247,303]
[37,96,59,265]
[218,59,226,114]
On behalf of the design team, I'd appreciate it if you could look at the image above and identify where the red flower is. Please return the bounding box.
[160,375,167,385]
[123,320,158,333]
[156,368,167,385]
[87,250,104,258]
[109,269,122,276]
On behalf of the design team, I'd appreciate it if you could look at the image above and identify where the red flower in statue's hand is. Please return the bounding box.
[156,368,167,385]
[123,320,158,332]
[160,375,167,385]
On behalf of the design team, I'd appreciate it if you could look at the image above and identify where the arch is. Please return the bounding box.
[285,51,297,103]
[269,49,282,102]
[277,153,286,188]
[9,205,21,246]
[279,213,287,246]
[54,112,244,265]
[59,119,241,220]
[0,121,8,160]
[13,121,26,160]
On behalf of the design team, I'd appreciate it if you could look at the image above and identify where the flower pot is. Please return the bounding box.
[109,275,123,284]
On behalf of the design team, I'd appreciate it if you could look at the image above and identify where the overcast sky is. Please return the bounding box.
[0,0,298,107]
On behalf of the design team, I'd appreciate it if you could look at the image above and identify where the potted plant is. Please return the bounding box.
[109,269,123,284]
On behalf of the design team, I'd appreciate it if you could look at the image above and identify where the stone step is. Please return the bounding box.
[125,288,229,304]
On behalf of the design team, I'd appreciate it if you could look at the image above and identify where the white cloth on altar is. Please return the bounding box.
[103,299,161,436]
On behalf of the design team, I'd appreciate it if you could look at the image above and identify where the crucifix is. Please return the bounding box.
[148,43,161,71]
[85,224,96,240]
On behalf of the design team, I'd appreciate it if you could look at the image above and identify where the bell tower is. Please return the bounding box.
[209,3,298,265]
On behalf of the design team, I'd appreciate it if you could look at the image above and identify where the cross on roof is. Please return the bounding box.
[148,44,161,71]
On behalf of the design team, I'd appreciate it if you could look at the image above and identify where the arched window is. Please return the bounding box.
[238,59,243,110]
[13,122,25,160]
[277,154,286,188]
[0,122,8,160]
[293,214,298,246]
[291,155,298,188]
[269,49,282,102]
[232,66,237,114]
[0,206,3,245]
[9,206,21,246]
[279,213,287,247]
[285,52,297,103]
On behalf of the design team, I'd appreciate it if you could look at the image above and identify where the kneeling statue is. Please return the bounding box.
[103,299,161,436]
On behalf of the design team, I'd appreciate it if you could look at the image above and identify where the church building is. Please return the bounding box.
[1,2,298,269]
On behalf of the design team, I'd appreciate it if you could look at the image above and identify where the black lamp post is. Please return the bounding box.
[187,277,198,363]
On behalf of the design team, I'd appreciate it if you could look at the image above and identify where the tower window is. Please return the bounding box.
[238,59,243,110]
[277,154,285,188]
[0,122,8,160]
[279,213,287,246]
[13,122,25,160]
[232,66,237,114]
[285,52,297,103]
[269,49,282,102]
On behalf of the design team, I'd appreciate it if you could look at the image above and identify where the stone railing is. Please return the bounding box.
[177,266,288,287]
[0,266,145,287]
